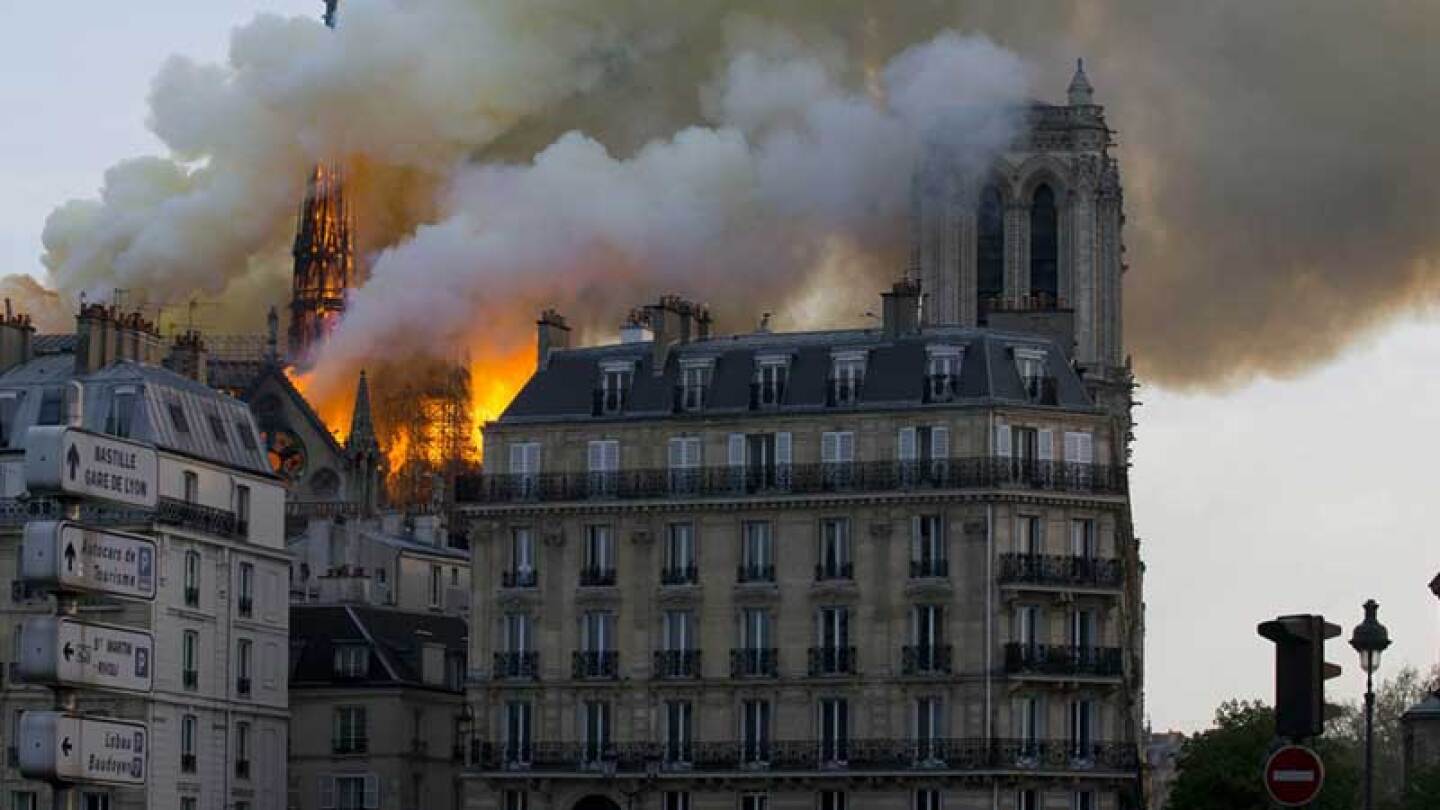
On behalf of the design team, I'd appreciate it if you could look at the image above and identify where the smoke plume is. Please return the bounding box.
[25,0,1440,391]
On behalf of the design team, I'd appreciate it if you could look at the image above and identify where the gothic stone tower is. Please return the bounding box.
[912,61,1125,385]
[288,0,354,368]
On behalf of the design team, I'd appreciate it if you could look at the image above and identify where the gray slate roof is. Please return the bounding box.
[500,326,1093,424]
[290,604,467,691]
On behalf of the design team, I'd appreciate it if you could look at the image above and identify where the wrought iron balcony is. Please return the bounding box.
[333,738,369,755]
[578,566,617,588]
[465,738,1139,774]
[909,558,949,579]
[901,645,953,675]
[814,561,854,582]
[182,669,198,690]
[736,563,775,584]
[157,497,240,538]
[493,651,539,680]
[572,651,619,680]
[730,648,778,678]
[998,554,1124,590]
[653,650,702,679]
[501,568,538,589]
[660,565,698,586]
[808,646,857,676]
[1004,643,1123,678]
[458,457,1126,504]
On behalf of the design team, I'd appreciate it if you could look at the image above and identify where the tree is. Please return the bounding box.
[1165,700,1358,810]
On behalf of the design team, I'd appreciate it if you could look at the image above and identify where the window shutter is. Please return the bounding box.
[995,424,1011,457]
[775,432,791,466]
[603,440,619,472]
[821,432,838,464]
[320,776,336,809]
[930,426,950,460]
[363,774,379,809]
[668,438,683,469]
[1077,433,1093,464]
[587,441,604,472]
[898,427,917,461]
[838,432,855,462]
[1038,429,1053,461]
[728,434,746,467]
[510,444,525,474]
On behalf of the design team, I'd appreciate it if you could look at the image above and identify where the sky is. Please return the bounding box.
[0,1,1435,733]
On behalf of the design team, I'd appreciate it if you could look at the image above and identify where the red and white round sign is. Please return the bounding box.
[1264,744,1325,807]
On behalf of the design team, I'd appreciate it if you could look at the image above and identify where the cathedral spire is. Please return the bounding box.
[1068,58,1095,106]
[324,0,340,29]
[346,369,379,453]
[345,369,384,516]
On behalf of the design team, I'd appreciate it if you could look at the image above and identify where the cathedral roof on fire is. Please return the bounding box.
[500,326,1096,424]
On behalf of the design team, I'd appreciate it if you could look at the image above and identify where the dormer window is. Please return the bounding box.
[597,361,634,415]
[1013,347,1052,404]
[829,351,867,407]
[925,346,963,403]
[752,355,790,409]
[678,359,714,412]
[334,644,369,678]
[105,386,138,438]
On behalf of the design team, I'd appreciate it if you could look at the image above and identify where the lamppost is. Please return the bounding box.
[1349,599,1392,810]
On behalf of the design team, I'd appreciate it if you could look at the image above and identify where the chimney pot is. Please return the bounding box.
[537,309,572,369]
[881,278,924,338]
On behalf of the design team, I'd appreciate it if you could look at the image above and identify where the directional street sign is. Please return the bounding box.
[1264,744,1325,807]
[24,426,158,509]
[18,617,153,694]
[18,711,147,786]
[20,521,157,600]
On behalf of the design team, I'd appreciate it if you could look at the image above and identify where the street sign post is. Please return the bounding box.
[24,426,158,509]
[1264,744,1325,807]
[18,712,147,787]
[18,617,153,693]
[20,521,157,600]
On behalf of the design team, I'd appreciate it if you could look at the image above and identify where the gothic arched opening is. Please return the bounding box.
[571,796,622,810]
[1029,184,1059,305]
[976,184,1005,321]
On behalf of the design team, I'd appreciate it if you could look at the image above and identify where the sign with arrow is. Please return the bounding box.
[18,711,147,786]
[17,617,152,694]
[20,521,156,600]
[24,426,158,509]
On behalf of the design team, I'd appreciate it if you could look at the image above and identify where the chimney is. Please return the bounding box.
[694,304,713,341]
[75,305,164,374]
[0,299,35,374]
[165,330,209,384]
[881,278,924,338]
[619,308,653,344]
[536,309,571,370]
[646,295,697,376]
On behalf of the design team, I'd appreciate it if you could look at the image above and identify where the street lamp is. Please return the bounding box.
[1349,599,1391,810]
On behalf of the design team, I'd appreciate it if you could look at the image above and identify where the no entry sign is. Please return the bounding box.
[1265,744,1325,806]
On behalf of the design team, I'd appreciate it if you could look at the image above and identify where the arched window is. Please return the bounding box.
[976,185,1005,321]
[1029,184,1059,304]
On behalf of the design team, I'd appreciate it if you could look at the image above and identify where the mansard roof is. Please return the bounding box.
[498,326,1095,425]
[289,604,467,691]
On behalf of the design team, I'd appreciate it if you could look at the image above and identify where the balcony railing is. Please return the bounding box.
[910,558,949,579]
[333,738,369,755]
[901,645,953,675]
[736,563,775,584]
[181,754,197,773]
[814,561,853,582]
[578,567,617,588]
[653,650,702,680]
[458,457,1126,504]
[158,497,240,538]
[501,569,538,589]
[572,651,619,680]
[808,646,857,676]
[235,759,250,779]
[1004,643,1123,678]
[466,738,1139,774]
[660,565,698,586]
[183,669,198,690]
[730,648,778,678]
[493,651,539,680]
[998,554,1124,590]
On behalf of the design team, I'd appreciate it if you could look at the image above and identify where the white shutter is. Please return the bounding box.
[837,432,854,462]
[668,438,684,469]
[995,424,1011,457]
[1063,432,1079,462]
[509,444,526,474]
[523,442,540,475]
[603,440,619,471]
[775,432,791,465]
[363,774,379,809]
[320,776,336,809]
[1038,429,1053,462]
[588,441,604,472]
[1077,433,1093,464]
[728,433,746,467]
[898,427,917,461]
[821,432,839,464]
[930,426,950,460]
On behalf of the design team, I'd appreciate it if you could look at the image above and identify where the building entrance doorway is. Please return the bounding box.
[571,796,622,810]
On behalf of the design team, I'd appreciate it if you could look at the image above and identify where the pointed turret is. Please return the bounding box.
[345,370,384,515]
[346,369,379,454]
[1068,58,1095,106]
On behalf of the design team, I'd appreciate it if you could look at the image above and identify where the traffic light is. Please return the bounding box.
[1257,614,1342,739]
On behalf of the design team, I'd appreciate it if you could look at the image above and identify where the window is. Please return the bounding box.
[10,792,37,810]
[208,414,229,444]
[1071,518,1097,559]
[819,792,847,810]
[679,360,712,410]
[330,775,377,810]
[581,525,615,586]
[37,388,64,426]
[1013,349,1049,402]
[977,184,1005,319]
[911,515,945,577]
[504,701,532,764]
[818,698,849,763]
[446,652,465,691]
[235,420,258,450]
[667,435,702,493]
[183,550,200,605]
[898,425,950,482]
[509,527,536,587]
[429,564,442,607]
[581,611,614,653]
[168,401,190,434]
[910,605,945,672]
[663,523,696,584]
[1016,515,1043,556]
[814,607,852,675]
[925,346,962,401]
[581,700,611,764]
[105,387,137,438]
[1017,789,1040,810]
[181,630,198,690]
[1071,791,1094,810]
[503,791,529,810]
[753,356,789,407]
[1016,605,1040,646]
[1016,696,1042,749]
[663,700,693,764]
[915,697,944,761]
[181,713,197,771]
[914,789,943,810]
[663,610,695,652]
[1029,184,1059,302]
[739,521,774,582]
[587,439,619,495]
[737,608,774,675]
[817,518,851,580]
[182,470,198,503]
[0,392,20,446]
[334,645,368,677]
[1069,699,1094,757]
[504,613,531,652]
[180,796,196,810]
[234,486,251,535]
[662,792,691,810]
[727,431,791,491]
[821,431,855,486]
[599,363,633,413]
[235,721,251,779]
[508,441,540,496]
[237,562,254,617]
[236,638,252,696]
[829,351,866,406]
[741,700,771,763]
[741,795,769,810]
[333,706,367,753]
